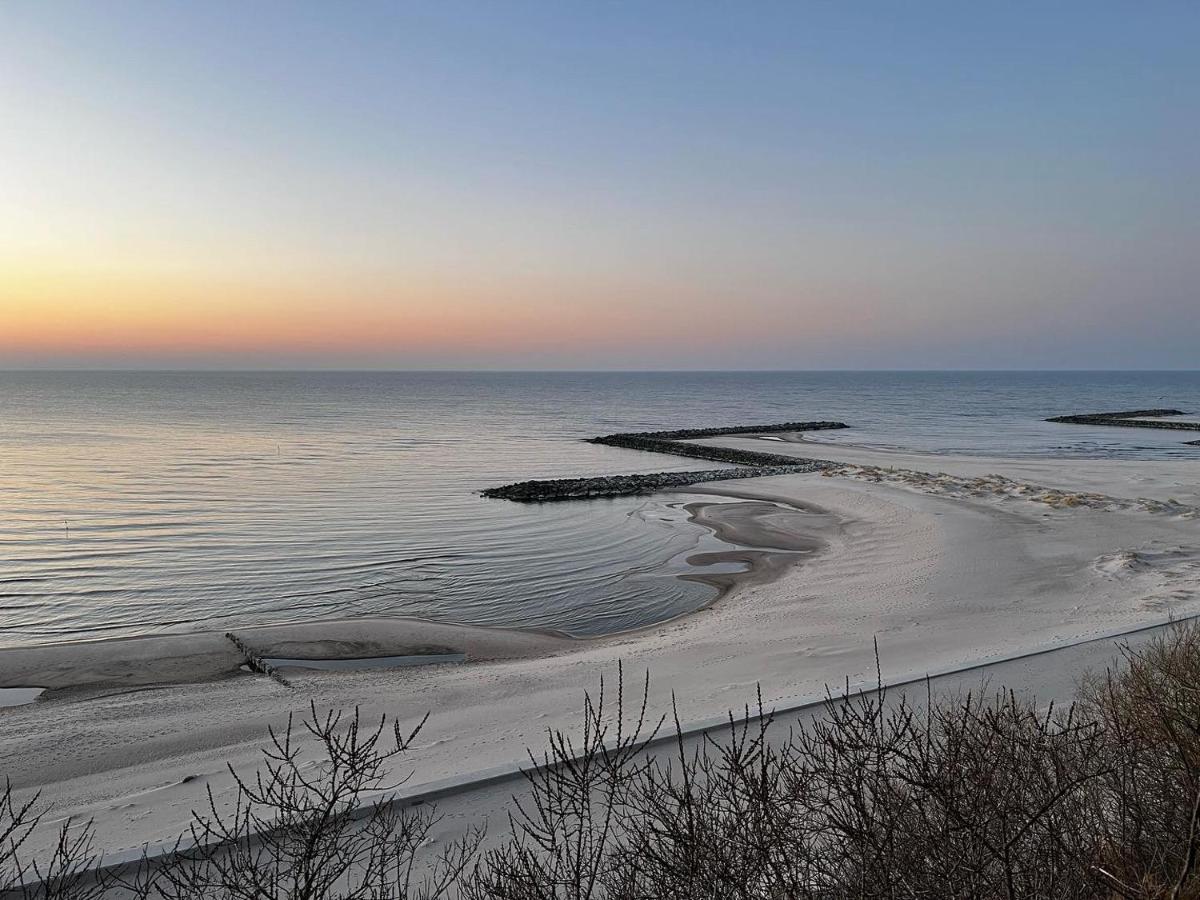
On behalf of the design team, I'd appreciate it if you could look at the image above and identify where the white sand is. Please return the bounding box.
[2,438,1198,860]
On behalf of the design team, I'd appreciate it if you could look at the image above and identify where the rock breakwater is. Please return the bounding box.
[1047,409,1200,445]
[1047,409,1198,431]
[483,420,848,502]
[590,421,848,442]
[481,465,820,502]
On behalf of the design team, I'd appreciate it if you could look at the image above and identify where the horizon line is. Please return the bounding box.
[2,367,1199,375]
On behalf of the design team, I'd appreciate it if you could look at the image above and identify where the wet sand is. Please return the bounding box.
[0,497,829,699]
[679,498,832,593]
[0,618,575,701]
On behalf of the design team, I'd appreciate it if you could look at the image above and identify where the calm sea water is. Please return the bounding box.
[1,371,1198,648]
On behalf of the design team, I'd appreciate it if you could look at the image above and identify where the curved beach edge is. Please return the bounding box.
[0,492,829,699]
[5,440,1200,863]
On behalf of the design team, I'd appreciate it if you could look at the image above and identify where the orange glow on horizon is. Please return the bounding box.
[1,256,888,365]
[1,267,682,361]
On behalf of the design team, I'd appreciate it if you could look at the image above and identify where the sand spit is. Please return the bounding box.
[693,431,1200,505]
[824,463,1200,517]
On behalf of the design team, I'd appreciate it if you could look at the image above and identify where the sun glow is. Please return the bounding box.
[2,3,1196,369]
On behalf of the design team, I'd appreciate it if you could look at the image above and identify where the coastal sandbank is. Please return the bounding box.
[0,496,833,698]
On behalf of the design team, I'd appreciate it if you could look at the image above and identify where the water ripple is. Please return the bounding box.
[2,371,1198,647]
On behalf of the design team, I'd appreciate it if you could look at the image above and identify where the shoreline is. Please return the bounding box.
[3,428,1197,697]
[4,434,1200,859]
[5,414,1194,662]
[0,493,836,700]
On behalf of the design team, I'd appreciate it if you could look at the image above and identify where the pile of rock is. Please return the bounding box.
[481,465,819,502]
[590,420,848,442]
[483,420,849,502]
[588,435,833,468]
[1047,409,1197,431]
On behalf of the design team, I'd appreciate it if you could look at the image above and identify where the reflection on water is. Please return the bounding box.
[1,371,1197,648]
[262,654,467,672]
[0,687,45,708]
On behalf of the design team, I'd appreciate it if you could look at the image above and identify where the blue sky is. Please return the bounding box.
[2,2,1197,368]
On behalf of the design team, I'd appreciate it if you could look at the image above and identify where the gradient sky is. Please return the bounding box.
[2,2,1197,369]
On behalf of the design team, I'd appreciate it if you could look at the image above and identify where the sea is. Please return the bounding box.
[2,371,1197,648]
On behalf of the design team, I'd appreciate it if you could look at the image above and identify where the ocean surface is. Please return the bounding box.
[2,371,1198,649]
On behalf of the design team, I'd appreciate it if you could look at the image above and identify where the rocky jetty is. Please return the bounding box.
[589,420,848,443]
[483,420,848,502]
[588,436,834,468]
[587,420,846,466]
[480,465,820,502]
[1047,409,1200,433]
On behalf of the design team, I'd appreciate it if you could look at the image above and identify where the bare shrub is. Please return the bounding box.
[1081,624,1200,898]
[5,622,1200,899]
[791,686,1105,898]
[465,675,1107,899]
[3,778,109,900]
[608,697,814,899]
[460,665,662,900]
[2,779,39,893]
[464,628,1200,898]
[125,703,480,900]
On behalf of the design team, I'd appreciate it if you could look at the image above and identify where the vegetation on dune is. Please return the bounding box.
[4,623,1200,899]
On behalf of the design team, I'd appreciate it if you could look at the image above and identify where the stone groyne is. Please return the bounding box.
[483,420,848,502]
[225,632,291,687]
[1047,409,1200,433]
[588,436,835,468]
[586,420,846,466]
[590,420,848,442]
[480,465,821,502]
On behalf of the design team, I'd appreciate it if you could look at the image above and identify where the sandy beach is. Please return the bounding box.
[2,434,1199,860]
[8,6,1199,889]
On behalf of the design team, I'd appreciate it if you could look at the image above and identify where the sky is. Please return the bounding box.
[1,2,1197,370]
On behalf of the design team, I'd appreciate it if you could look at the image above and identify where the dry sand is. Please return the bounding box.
[1,436,1198,860]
